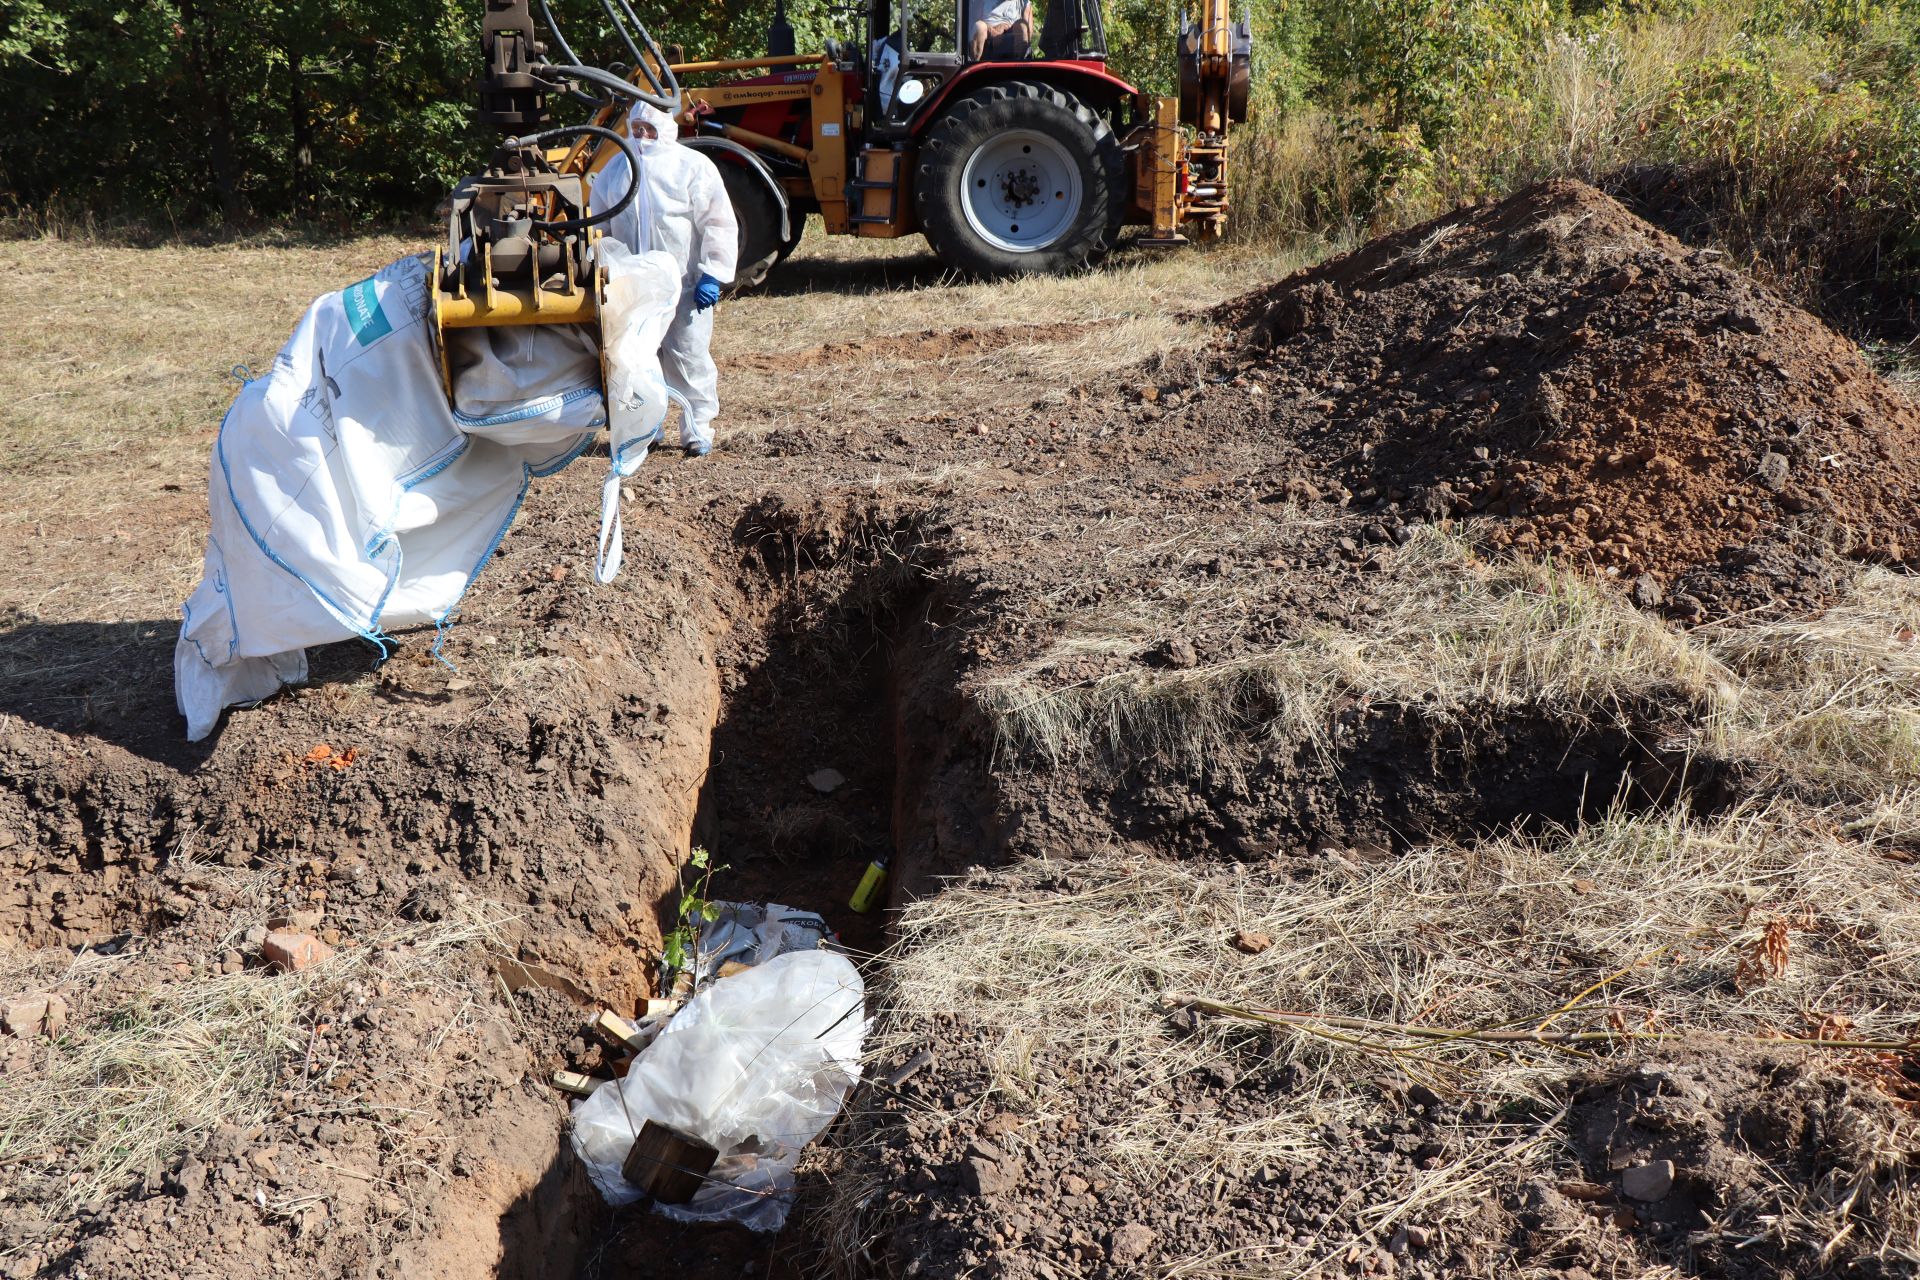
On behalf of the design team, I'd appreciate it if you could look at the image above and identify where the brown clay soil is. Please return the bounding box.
[1194,180,1920,621]
[3,181,1918,1280]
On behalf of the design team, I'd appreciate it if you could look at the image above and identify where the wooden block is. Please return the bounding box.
[642,997,682,1021]
[622,1119,719,1204]
[551,1070,608,1098]
[591,1010,648,1051]
[884,1047,935,1089]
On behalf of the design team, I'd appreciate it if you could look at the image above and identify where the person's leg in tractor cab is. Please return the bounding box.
[969,0,1032,59]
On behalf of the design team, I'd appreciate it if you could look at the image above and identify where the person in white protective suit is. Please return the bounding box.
[594,99,740,456]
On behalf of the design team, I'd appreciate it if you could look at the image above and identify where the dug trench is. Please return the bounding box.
[0,475,1692,1280]
[5,179,1919,1280]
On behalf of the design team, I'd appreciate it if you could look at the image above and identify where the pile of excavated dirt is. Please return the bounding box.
[1195,179,1920,619]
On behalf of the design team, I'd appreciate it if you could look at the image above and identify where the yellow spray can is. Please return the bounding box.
[848,854,891,914]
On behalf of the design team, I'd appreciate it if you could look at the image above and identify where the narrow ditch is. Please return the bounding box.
[500,534,1726,1280]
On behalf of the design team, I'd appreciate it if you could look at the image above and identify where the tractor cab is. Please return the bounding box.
[862,0,1109,134]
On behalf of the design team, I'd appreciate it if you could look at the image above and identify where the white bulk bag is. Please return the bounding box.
[175,243,682,740]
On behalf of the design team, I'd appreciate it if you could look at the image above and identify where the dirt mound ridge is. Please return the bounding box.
[1213,179,1920,618]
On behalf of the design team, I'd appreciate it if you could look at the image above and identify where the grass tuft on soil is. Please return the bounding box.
[985,528,1920,814]
[0,907,508,1212]
[982,530,1731,772]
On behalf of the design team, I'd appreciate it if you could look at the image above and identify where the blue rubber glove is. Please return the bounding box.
[694,274,722,310]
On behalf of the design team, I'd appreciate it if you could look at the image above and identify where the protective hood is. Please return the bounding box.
[628,97,679,148]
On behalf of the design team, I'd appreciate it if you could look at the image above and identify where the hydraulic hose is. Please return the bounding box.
[535,61,678,113]
[534,0,587,71]
[606,0,681,102]
[504,124,640,234]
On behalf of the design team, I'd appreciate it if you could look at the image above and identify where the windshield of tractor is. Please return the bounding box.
[904,2,957,52]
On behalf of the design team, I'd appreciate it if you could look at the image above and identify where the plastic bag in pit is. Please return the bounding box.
[673,901,833,989]
[570,949,867,1232]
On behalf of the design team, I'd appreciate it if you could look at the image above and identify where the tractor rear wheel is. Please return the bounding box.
[716,161,787,293]
[914,81,1126,278]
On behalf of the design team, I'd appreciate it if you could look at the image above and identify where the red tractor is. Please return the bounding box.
[659,0,1254,285]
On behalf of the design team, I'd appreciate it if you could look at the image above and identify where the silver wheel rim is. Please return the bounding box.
[958,129,1084,254]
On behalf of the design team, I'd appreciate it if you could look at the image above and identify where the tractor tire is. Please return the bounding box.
[914,80,1126,278]
[716,161,787,293]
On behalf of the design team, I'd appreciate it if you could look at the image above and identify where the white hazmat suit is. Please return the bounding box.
[594,99,739,454]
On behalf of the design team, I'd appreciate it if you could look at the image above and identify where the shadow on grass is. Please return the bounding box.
[755,243,958,298]
[0,617,383,769]
[754,233,1184,300]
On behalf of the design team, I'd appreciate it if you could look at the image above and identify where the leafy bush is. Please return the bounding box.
[1227,0,1920,329]
[3,0,1916,324]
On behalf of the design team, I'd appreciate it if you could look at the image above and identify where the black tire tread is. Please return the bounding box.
[913,80,1125,278]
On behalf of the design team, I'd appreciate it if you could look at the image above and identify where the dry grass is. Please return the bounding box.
[1707,568,1920,794]
[0,235,418,628]
[855,530,1920,1275]
[0,905,509,1215]
[0,226,1286,634]
[854,793,1920,1274]
[984,531,1920,815]
[983,531,1733,772]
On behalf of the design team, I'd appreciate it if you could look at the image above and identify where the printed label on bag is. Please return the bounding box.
[342,277,393,347]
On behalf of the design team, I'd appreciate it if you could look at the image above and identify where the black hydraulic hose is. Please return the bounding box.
[534,0,586,70]
[607,0,680,101]
[506,123,640,233]
[534,61,678,112]
[593,0,648,77]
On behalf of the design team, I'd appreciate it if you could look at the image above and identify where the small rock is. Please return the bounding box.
[1,993,68,1038]
[1754,451,1791,493]
[547,564,570,582]
[1622,1159,1675,1202]
[1152,637,1199,670]
[1557,1179,1612,1202]
[1137,384,1159,403]
[965,1138,1005,1163]
[1107,1222,1155,1265]
[1230,929,1272,955]
[169,1155,207,1202]
[1777,487,1820,514]
[261,931,335,974]
[243,925,268,949]
[0,830,17,850]
[1630,575,1664,609]
[961,1155,1018,1197]
[807,767,846,795]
